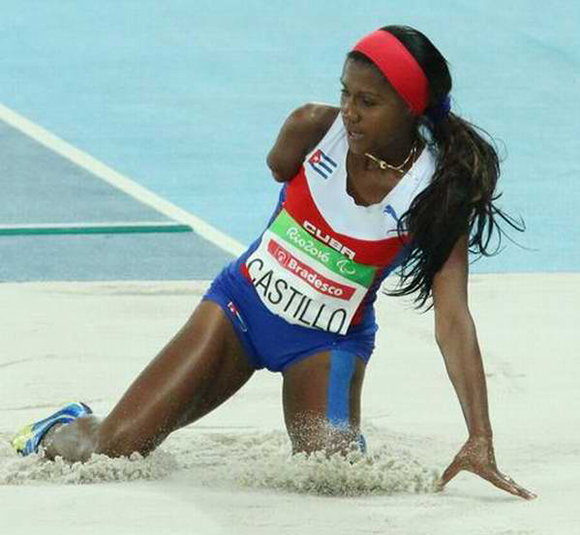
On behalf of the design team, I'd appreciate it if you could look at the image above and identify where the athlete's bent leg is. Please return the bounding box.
[43,301,254,461]
[282,350,366,455]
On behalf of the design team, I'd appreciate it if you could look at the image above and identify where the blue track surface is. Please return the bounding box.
[0,0,578,280]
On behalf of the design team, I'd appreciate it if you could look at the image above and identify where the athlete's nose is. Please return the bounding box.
[341,98,360,124]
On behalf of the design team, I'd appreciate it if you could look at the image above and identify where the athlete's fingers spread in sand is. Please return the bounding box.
[437,437,478,489]
[438,438,537,500]
[438,459,537,500]
[438,457,464,489]
[478,468,538,500]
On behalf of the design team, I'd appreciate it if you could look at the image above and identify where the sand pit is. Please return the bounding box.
[1,275,578,534]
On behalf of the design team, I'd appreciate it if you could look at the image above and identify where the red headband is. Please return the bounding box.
[352,30,429,115]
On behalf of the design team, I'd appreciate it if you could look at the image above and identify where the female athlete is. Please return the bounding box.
[12,25,536,500]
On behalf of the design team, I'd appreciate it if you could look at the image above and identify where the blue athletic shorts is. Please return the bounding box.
[202,263,378,372]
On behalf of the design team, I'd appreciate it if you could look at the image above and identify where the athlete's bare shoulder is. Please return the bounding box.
[267,103,339,182]
[290,103,340,144]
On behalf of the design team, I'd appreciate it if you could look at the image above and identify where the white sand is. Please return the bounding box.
[1,275,578,534]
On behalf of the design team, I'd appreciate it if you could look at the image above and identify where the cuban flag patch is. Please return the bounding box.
[227,300,248,332]
[308,149,338,179]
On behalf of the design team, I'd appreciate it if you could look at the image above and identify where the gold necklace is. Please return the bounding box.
[364,143,417,173]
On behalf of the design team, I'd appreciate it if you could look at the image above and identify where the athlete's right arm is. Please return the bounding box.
[267,103,339,182]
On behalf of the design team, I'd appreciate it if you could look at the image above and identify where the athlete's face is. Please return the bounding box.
[340,58,416,156]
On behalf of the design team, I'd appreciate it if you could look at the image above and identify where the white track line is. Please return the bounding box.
[0,103,245,256]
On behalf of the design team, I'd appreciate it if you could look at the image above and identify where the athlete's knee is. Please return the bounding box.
[289,417,363,456]
[45,415,100,462]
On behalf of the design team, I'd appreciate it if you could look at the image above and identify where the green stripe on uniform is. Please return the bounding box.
[270,210,376,287]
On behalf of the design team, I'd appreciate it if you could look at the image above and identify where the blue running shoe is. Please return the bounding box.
[11,402,93,456]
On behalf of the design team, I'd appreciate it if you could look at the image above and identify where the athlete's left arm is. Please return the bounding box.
[432,234,537,500]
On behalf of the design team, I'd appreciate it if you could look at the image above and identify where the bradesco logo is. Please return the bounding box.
[267,239,355,300]
[270,210,376,288]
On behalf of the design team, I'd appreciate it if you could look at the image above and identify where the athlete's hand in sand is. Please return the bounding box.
[438,435,537,500]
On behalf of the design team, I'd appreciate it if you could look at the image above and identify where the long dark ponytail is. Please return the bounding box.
[349,25,524,308]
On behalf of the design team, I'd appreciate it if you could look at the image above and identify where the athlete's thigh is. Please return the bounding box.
[282,350,366,454]
[97,300,254,456]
